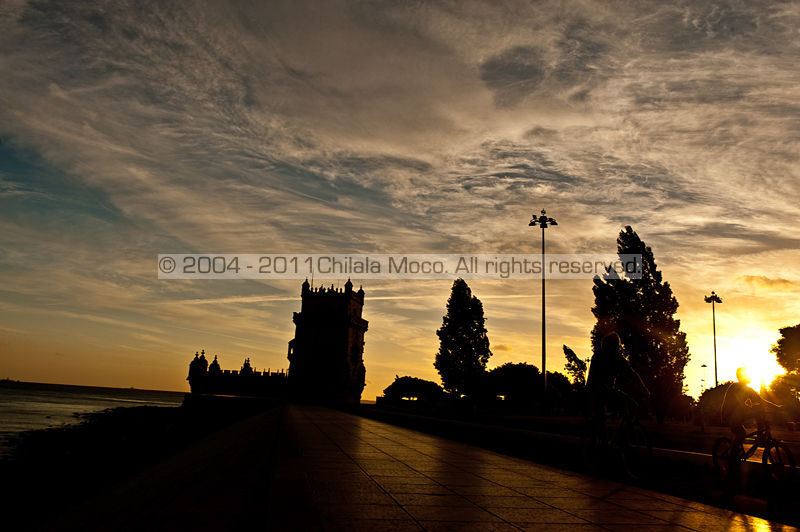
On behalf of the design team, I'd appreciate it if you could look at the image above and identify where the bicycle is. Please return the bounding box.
[712,419,796,484]
[581,401,652,481]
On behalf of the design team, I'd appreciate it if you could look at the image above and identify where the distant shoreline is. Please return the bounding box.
[0,379,186,396]
[0,380,187,456]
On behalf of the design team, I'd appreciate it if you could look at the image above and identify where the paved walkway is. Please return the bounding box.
[268,406,791,531]
[56,405,794,531]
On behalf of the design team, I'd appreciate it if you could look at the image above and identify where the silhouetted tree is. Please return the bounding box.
[434,279,492,397]
[483,364,576,412]
[563,345,587,388]
[697,381,734,426]
[545,370,575,412]
[767,374,800,422]
[771,323,800,374]
[487,362,540,404]
[383,376,443,403]
[591,226,690,423]
[669,392,695,422]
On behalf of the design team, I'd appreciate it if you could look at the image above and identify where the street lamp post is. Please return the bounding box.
[704,291,722,387]
[529,209,557,393]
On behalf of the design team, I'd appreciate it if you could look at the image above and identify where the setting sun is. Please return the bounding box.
[745,359,786,390]
[720,335,786,390]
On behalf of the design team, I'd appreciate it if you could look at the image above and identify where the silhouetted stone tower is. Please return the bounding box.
[287,279,368,404]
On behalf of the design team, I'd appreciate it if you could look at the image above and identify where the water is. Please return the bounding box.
[0,381,185,455]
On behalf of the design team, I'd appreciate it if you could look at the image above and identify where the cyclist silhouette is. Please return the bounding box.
[722,367,769,456]
[587,332,649,440]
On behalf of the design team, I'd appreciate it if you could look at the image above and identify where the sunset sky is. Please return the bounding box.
[1,0,799,400]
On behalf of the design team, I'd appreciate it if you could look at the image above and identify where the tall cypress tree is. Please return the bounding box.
[435,279,492,397]
[591,226,690,422]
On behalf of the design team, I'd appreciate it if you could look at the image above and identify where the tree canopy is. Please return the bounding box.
[486,362,540,403]
[771,323,800,374]
[434,279,492,397]
[697,381,734,426]
[383,376,443,403]
[590,226,690,422]
[481,363,573,409]
[767,374,800,422]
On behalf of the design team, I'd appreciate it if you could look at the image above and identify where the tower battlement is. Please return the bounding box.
[288,279,368,404]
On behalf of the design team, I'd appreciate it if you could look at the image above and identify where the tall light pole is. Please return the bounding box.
[529,209,557,393]
[704,291,722,387]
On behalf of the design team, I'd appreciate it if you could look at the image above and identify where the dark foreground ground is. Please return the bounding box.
[359,405,800,525]
[1,403,796,531]
[0,397,273,530]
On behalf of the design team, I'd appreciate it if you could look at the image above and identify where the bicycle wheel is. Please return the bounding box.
[620,421,652,481]
[712,437,735,477]
[763,442,796,483]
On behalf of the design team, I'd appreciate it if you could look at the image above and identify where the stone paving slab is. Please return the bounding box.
[51,405,797,530]
[279,406,797,531]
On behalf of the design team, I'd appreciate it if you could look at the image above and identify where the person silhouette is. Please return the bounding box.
[722,367,767,457]
[587,332,649,440]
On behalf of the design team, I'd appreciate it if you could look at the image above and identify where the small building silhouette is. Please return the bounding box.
[187,350,287,397]
[288,279,368,405]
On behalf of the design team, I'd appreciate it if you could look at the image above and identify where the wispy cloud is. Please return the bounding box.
[738,275,798,292]
[1,0,799,396]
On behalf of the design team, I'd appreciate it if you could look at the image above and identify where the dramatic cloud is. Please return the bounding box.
[1,0,799,398]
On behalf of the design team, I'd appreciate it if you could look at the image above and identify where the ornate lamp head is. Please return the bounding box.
[529,209,557,228]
